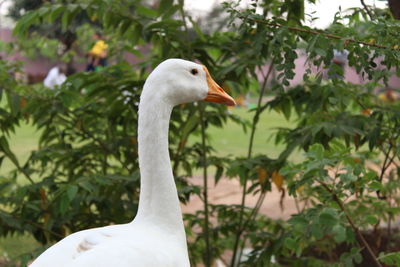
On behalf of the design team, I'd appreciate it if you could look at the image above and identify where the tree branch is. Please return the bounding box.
[319,181,383,267]
[4,152,35,184]
[388,0,400,20]
[199,103,212,267]
[377,132,399,199]
[230,60,275,267]
[240,16,399,51]
[79,127,131,173]
[360,0,374,20]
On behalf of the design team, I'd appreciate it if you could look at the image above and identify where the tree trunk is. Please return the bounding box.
[388,0,400,19]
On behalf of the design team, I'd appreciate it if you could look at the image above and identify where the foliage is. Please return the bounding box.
[1,0,400,266]
[378,252,400,266]
[7,0,97,74]
[7,0,42,20]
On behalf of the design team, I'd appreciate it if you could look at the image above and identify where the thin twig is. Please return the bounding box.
[387,171,394,239]
[79,127,131,173]
[199,103,212,267]
[242,190,267,232]
[294,196,301,213]
[54,112,132,173]
[377,132,399,199]
[236,190,267,264]
[177,1,211,265]
[178,0,193,57]
[239,16,399,51]
[360,0,374,20]
[6,154,35,184]
[230,61,275,267]
[172,108,196,175]
[9,214,65,239]
[378,144,391,183]
[319,181,383,267]
[172,0,195,175]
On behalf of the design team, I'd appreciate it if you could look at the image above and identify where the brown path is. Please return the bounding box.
[181,176,300,220]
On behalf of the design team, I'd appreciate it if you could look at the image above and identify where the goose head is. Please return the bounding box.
[142,58,236,107]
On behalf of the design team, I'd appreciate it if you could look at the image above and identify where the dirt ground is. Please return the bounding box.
[181,175,400,226]
[181,176,301,220]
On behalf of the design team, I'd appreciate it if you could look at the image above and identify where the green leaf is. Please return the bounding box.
[189,17,205,41]
[340,173,357,183]
[354,251,363,264]
[281,99,291,120]
[284,237,297,250]
[61,10,71,31]
[319,212,337,226]
[378,252,400,266]
[214,165,223,184]
[365,215,378,225]
[332,224,346,243]
[50,5,64,22]
[13,11,38,36]
[308,144,324,160]
[0,136,19,168]
[67,185,78,202]
[58,194,69,215]
[182,115,199,138]
[119,19,132,35]
[315,48,327,57]
[136,5,158,18]
[311,225,324,239]
[161,5,179,19]
[6,91,20,115]
[368,127,380,151]
[0,156,4,168]
[159,0,174,14]
[78,180,96,193]
[364,171,378,181]
[369,180,383,191]
[288,215,309,226]
[307,35,319,53]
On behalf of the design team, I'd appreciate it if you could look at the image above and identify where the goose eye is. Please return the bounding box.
[190,68,198,75]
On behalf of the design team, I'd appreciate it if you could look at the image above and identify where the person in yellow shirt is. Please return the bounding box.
[86,32,108,72]
[378,88,396,103]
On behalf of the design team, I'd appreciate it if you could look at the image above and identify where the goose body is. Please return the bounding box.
[30,59,235,267]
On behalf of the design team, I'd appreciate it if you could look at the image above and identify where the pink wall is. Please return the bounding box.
[260,50,400,89]
[2,28,399,88]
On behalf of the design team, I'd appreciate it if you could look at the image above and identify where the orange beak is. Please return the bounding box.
[203,66,236,106]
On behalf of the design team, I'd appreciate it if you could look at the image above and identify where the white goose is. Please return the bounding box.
[30,59,235,267]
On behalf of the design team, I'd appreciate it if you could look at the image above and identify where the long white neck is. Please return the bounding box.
[134,91,185,237]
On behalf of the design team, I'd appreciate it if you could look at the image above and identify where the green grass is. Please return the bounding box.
[0,105,298,260]
[1,122,39,175]
[204,107,298,159]
[0,234,39,261]
[0,122,41,260]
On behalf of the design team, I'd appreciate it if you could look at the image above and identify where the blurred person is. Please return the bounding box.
[44,64,67,89]
[378,88,397,103]
[86,32,108,72]
[328,49,348,80]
